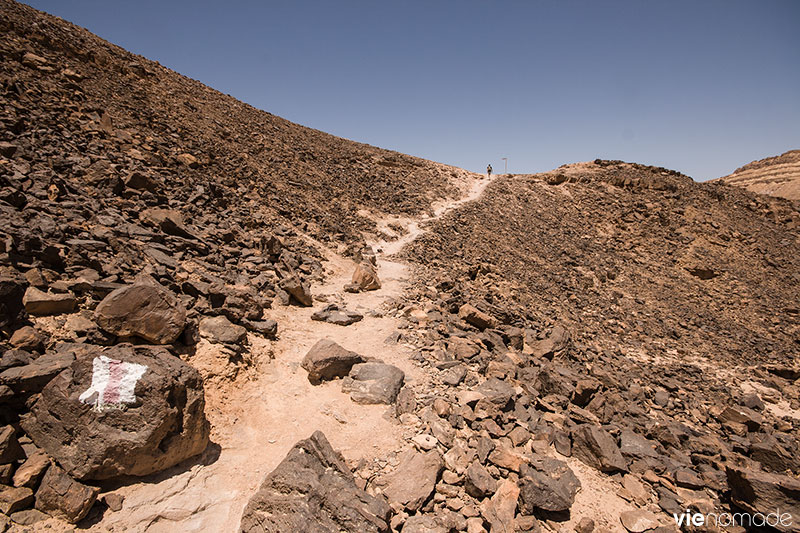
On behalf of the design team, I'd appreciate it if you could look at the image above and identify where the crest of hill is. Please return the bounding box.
[715,149,800,201]
[405,159,800,366]
[0,0,468,246]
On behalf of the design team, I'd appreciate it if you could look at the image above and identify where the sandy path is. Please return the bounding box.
[68,171,492,532]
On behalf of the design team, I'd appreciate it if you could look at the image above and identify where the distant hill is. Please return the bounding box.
[716,149,800,201]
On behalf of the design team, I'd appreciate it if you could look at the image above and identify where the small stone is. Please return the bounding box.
[576,517,595,533]
[311,304,363,326]
[465,461,497,499]
[34,464,99,523]
[0,485,34,514]
[176,153,199,168]
[619,509,660,532]
[103,492,124,512]
[9,327,45,352]
[458,304,497,330]
[12,451,50,489]
[412,434,438,451]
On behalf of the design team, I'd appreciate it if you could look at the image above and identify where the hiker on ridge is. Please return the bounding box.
[487,164,492,178]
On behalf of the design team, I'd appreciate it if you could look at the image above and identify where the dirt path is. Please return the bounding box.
[70,171,493,532]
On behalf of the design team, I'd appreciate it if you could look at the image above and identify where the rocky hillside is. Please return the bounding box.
[1,0,800,531]
[716,149,800,201]
[0,0,467,249]
[406,160,800,366]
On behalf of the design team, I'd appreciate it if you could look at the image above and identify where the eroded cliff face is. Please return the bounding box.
[717,149,800,201]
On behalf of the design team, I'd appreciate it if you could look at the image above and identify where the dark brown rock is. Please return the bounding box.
[0,426,24,464]
[352,261,381,291]
[22,287,76,316]
[301,339,365,384]
[140,208,194,238]
[278,274,312,306]
[0,351,74,394]
[572,424,628,473]
[12,451,50,489]
[34,464,98,524]
[726,467,800,533]
[465,461,497,499]
[21,344,209,480]
[311,304,363,326]
[0,485,33,514]
[94,281,187,344]
[239,431,390,533]
[9,326,45,352]
[519,457,580,513]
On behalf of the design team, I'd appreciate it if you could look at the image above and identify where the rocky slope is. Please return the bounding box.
[1,0,800,532]
[716,149,800,201]
[392,160,800,530]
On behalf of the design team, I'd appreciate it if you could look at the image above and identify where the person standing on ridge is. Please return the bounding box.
[487,164,492,178]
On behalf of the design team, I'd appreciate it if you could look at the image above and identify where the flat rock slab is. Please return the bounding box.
[21,344,209,480]
[239,431,390,533]
[22,287,76,316]
[311,304,363,326]
[0,351,75,395]
[302,339,365,384]
[199,315,247,345]
[341,361,404,404]
[94,281,187,344]
[0,485,33,515]
[619,510,660,533]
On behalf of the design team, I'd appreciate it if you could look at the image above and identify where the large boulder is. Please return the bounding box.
[94,281,187,344]
[302,339,364,385]
[21,344,209,480]
[239,431,390,533]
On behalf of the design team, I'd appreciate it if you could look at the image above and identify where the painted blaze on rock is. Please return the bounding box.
[78,355,148,412]
[21,344,209,480]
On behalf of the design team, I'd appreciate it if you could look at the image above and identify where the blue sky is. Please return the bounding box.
[22,0,800,180]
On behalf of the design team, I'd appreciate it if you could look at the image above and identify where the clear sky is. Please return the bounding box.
[21,0,800,180]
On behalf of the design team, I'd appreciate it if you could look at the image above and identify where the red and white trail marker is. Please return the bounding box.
[79,355,148,412]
